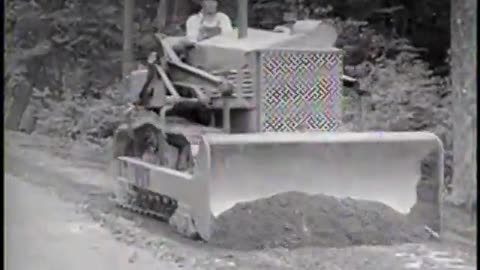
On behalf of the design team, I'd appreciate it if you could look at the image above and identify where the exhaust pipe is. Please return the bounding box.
[237,0,248,39]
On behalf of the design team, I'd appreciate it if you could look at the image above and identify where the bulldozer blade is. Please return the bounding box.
[114,131,443,241]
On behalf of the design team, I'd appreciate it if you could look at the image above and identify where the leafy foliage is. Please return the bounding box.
[6,0,454,188]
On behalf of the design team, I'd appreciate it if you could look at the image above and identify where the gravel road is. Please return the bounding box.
[4,131,477,270]
[5,173,180,270]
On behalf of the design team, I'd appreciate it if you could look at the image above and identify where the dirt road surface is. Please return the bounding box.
[4,131,477,270]
[5,173,178,270]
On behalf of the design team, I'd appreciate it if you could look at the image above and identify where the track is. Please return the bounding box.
[114,195,172,221]
[5,131,477,270]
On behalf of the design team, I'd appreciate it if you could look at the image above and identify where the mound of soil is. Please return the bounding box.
[209,192,430,250]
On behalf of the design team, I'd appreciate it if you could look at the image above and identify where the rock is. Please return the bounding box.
[19,103,37,134]
[168,205,200,239]
[128,250,138,263]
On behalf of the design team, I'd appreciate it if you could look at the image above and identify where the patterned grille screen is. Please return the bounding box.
[258,49,343,132]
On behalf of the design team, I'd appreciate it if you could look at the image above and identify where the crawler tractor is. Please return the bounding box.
[112,0,445,240]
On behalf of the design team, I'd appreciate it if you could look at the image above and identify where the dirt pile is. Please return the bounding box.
[209,192,430,250]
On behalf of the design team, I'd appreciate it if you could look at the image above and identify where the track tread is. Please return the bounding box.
[111,186,177,222]
[114,199,171,221]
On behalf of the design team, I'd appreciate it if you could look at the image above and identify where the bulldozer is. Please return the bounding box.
[112,0,445,241]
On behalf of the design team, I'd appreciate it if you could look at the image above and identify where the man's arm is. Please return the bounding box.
[218,13,234,33]
[186,15,200,42]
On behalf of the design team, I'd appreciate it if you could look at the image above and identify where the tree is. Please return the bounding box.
[122,0,135,78]
[450,0,477,205]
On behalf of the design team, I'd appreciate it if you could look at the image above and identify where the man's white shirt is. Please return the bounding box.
[186,12,233,42]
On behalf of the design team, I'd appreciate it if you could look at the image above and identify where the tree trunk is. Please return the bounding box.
[156,0,168,32]
[156,0,192,34]
[450,0,477,205]
[5,75,33,131]
[122,0,135,78]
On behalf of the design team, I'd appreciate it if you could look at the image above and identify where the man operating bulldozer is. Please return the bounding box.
[124,0,237,171]
[186,0,233,42]
[159,0,233,60]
